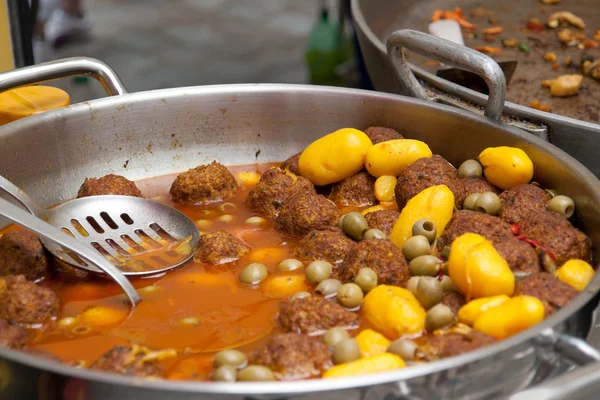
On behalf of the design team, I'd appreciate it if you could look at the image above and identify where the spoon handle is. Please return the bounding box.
[0,197,141,306]
[0,175,46,218]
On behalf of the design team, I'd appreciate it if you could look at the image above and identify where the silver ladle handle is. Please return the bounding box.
[0,197,141,306]
[0,175,46,218]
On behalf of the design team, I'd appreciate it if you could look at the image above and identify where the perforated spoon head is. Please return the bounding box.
[43,196,200,276]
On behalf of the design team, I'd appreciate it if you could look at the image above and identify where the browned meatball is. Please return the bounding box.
[334,239,410,286]
[170,161,237,204]
[91,345,172,378]
[499,184,551,225]
[493,238,541,273]
[274,192,341,236]
[363,126,403,144]
[364,210,400,236]
[249,333,332,380]
[193,231,250,264]
[329,172,377,207]
[441,291,466,315]
[280,153,301,175]
[278,296,358,334]
[293,228,355,264]
[438,211,513,249]
[0,230,48,281]
[0,319,28,349]
[461,177,500,199]
[246,167,315,218]
[520,211,591,266]
[395,155,466,209]
[514,272,578,315]
[419,330,496,360]
[0,275,59,325]
[77,174,142,198]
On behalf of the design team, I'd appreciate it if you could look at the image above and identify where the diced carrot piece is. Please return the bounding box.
[483,26,504,35]
[431,9,443,21]
[473,46,502,54]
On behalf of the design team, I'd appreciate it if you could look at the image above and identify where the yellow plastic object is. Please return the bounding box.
[457,295,510,326]
[355,329,391,357]
[555,259,595,291]
[363,285,426,338]
[0,86,70,125]
[478,146,534,190]
[374,176,397,202]
[448,233,515,300]
[299,128,373,185]
[473,295,545,339]
[323,352,405,378]
[365,139,432,177]
[390,185,454,248]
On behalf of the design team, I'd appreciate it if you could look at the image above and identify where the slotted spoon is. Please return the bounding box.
[0,175,200,277]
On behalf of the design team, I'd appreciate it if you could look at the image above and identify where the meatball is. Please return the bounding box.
[499,184,551,225]
[441,291,466,315]
[335,239,410,286]
[0,230,48,281]
[329,172,377,207]
[364,210,399,236]
[280,153,301,175]
[363,126,403,144]
[170,161,237,204]
[461,177,500,198]
[77,174,142,198]
[193,231,250,264]
[246,167,315,218]
[91,345,172,378]
[249,333,332,380]
[0,275,59,325]
[438,211,513,249]
[493,238,541,273]
[0,319,28,349]
[520,211,591,266]
[395,155,466,209]
[274,192,341,236]
[514,272,578,315]
[278,296,358,334]
[293,228,355,264]
[420,330,496,360]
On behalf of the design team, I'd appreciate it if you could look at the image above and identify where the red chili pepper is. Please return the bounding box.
[437,269,445,281]
[510,224,521,235]
[516,234,557,260]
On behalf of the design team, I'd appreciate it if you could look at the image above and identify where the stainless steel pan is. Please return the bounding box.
[351,0,600,178]
[1,58,600,400]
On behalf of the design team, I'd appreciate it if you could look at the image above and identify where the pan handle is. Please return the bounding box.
[0,57,127,96]
[386,29,506,121]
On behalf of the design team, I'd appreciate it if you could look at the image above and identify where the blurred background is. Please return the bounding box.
[18,0,370,102]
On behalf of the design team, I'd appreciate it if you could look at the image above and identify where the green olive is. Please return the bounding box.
[441,261,449,275]
[290,291,311,301]
[363,228,387,240]
[425,303,456,332]
[547,195,575,219]
[277,258,303,272]
[211,365,237,382]
[342,212,369,240]
[409,255,441,277]
[541,251,557,274]
[387,339,418,361]
[463,193,482,211]
[305,260,333,284]
[214,349,248,368]
[332,338,361,365]
[458,159,483,179]
[440,275,456,292]
[337,283,364,309]
[315,279,342,297]
[338,214,346,229]
[239,263,268,285]
[237,365,275,381]
[415,276,444,309]
[354,267,378,293]
[406,276,421,296]
[323,327,350,347]
[475,192,502,215]
[440,246,451,260]
[412,219,437,243]
[402,235,431,261]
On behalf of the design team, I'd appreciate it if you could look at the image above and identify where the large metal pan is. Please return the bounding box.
[1,58,600,400]
[351,0,600,178]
